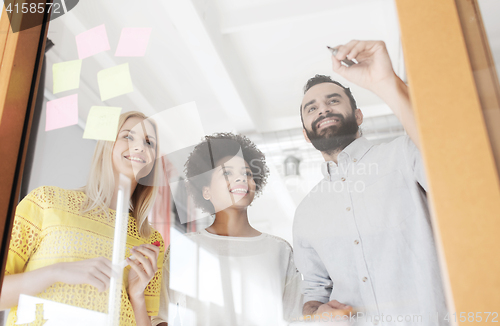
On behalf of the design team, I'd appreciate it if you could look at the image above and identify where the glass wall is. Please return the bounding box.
[2,0,499,325]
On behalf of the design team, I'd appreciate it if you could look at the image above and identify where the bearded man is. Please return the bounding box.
[293,40,448,325]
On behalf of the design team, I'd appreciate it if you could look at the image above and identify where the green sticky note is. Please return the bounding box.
[83,106,122,141]
[97,63,134,101]
[53,60,83,94]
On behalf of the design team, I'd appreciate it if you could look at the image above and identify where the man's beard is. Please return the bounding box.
[305,112,359,154]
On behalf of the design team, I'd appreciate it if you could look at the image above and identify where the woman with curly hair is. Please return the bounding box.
[152,133,302,326]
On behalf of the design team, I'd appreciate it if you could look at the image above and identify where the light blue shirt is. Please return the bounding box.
[293,136,448,325]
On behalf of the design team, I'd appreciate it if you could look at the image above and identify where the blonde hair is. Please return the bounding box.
[81,111,161,238]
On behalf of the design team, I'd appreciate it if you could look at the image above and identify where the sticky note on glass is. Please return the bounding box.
[52,60,82,94]
[45,94,79,131]
[76,24,111,59]
[97,63,134,101]
[115,28,152,57]
[83,106,122,141]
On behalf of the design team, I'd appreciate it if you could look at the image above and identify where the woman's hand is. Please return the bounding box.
[55,257,113,292]
[0,257,114,309]
[126,244,160,301]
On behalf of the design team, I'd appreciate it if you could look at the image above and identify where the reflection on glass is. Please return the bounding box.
[107,174,131,326]
[477,0,500,78]
[1,0,467,325]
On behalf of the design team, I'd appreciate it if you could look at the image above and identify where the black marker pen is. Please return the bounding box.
[327,46,357,67]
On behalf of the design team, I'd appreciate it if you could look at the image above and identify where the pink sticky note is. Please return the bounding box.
[45,94,79,131]
[76,24,111,59]
[115,28,152,57]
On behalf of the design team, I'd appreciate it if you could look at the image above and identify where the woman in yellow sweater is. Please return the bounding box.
[0,111,164,326]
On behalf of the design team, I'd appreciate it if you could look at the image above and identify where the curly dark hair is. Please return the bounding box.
[184,132,269,213]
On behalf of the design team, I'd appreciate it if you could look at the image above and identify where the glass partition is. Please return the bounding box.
[3,0,499,325]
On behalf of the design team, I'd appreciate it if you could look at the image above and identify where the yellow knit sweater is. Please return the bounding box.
[5,186,164,325]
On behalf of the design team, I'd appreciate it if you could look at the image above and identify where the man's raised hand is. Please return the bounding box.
[330,40,397,94]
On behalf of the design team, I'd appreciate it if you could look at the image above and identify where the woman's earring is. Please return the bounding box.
[202,186,212,200]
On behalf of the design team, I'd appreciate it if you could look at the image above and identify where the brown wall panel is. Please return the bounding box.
[0,1,50,293]
[395,0,500,323]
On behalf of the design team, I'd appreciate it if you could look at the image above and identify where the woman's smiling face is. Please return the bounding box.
[203,155,256,213]
[112,117,157,182]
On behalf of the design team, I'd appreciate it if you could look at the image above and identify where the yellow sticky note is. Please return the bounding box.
[97,63,134,101]
[53,60,82,94]
[83,106,122,141]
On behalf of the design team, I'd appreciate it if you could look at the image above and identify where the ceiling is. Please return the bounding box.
[45,0,403,134]
[43,0,500,138]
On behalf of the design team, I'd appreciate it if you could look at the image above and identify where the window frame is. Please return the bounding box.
[0,0,51,293]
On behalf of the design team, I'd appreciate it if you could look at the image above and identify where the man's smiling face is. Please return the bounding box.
[301,82,363,153]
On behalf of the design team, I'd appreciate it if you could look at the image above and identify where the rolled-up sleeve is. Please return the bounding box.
[402,136,428,191]
[293,228,333,305]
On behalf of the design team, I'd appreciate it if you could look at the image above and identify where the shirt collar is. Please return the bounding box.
[321,137,374,178]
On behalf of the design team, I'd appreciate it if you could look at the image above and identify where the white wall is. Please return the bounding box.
[26,99,96,194]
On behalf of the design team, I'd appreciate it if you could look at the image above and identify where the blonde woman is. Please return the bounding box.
[0,111,164,326]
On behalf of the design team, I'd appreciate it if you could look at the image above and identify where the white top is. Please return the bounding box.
[293,136,448,325]
[151,230,303,326]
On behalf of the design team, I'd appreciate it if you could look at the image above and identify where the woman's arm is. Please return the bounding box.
[151,248,169,326]
[0,266,57,309]
[0,257,113,310]
[128,295,150,326]
[126,244,160,326]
